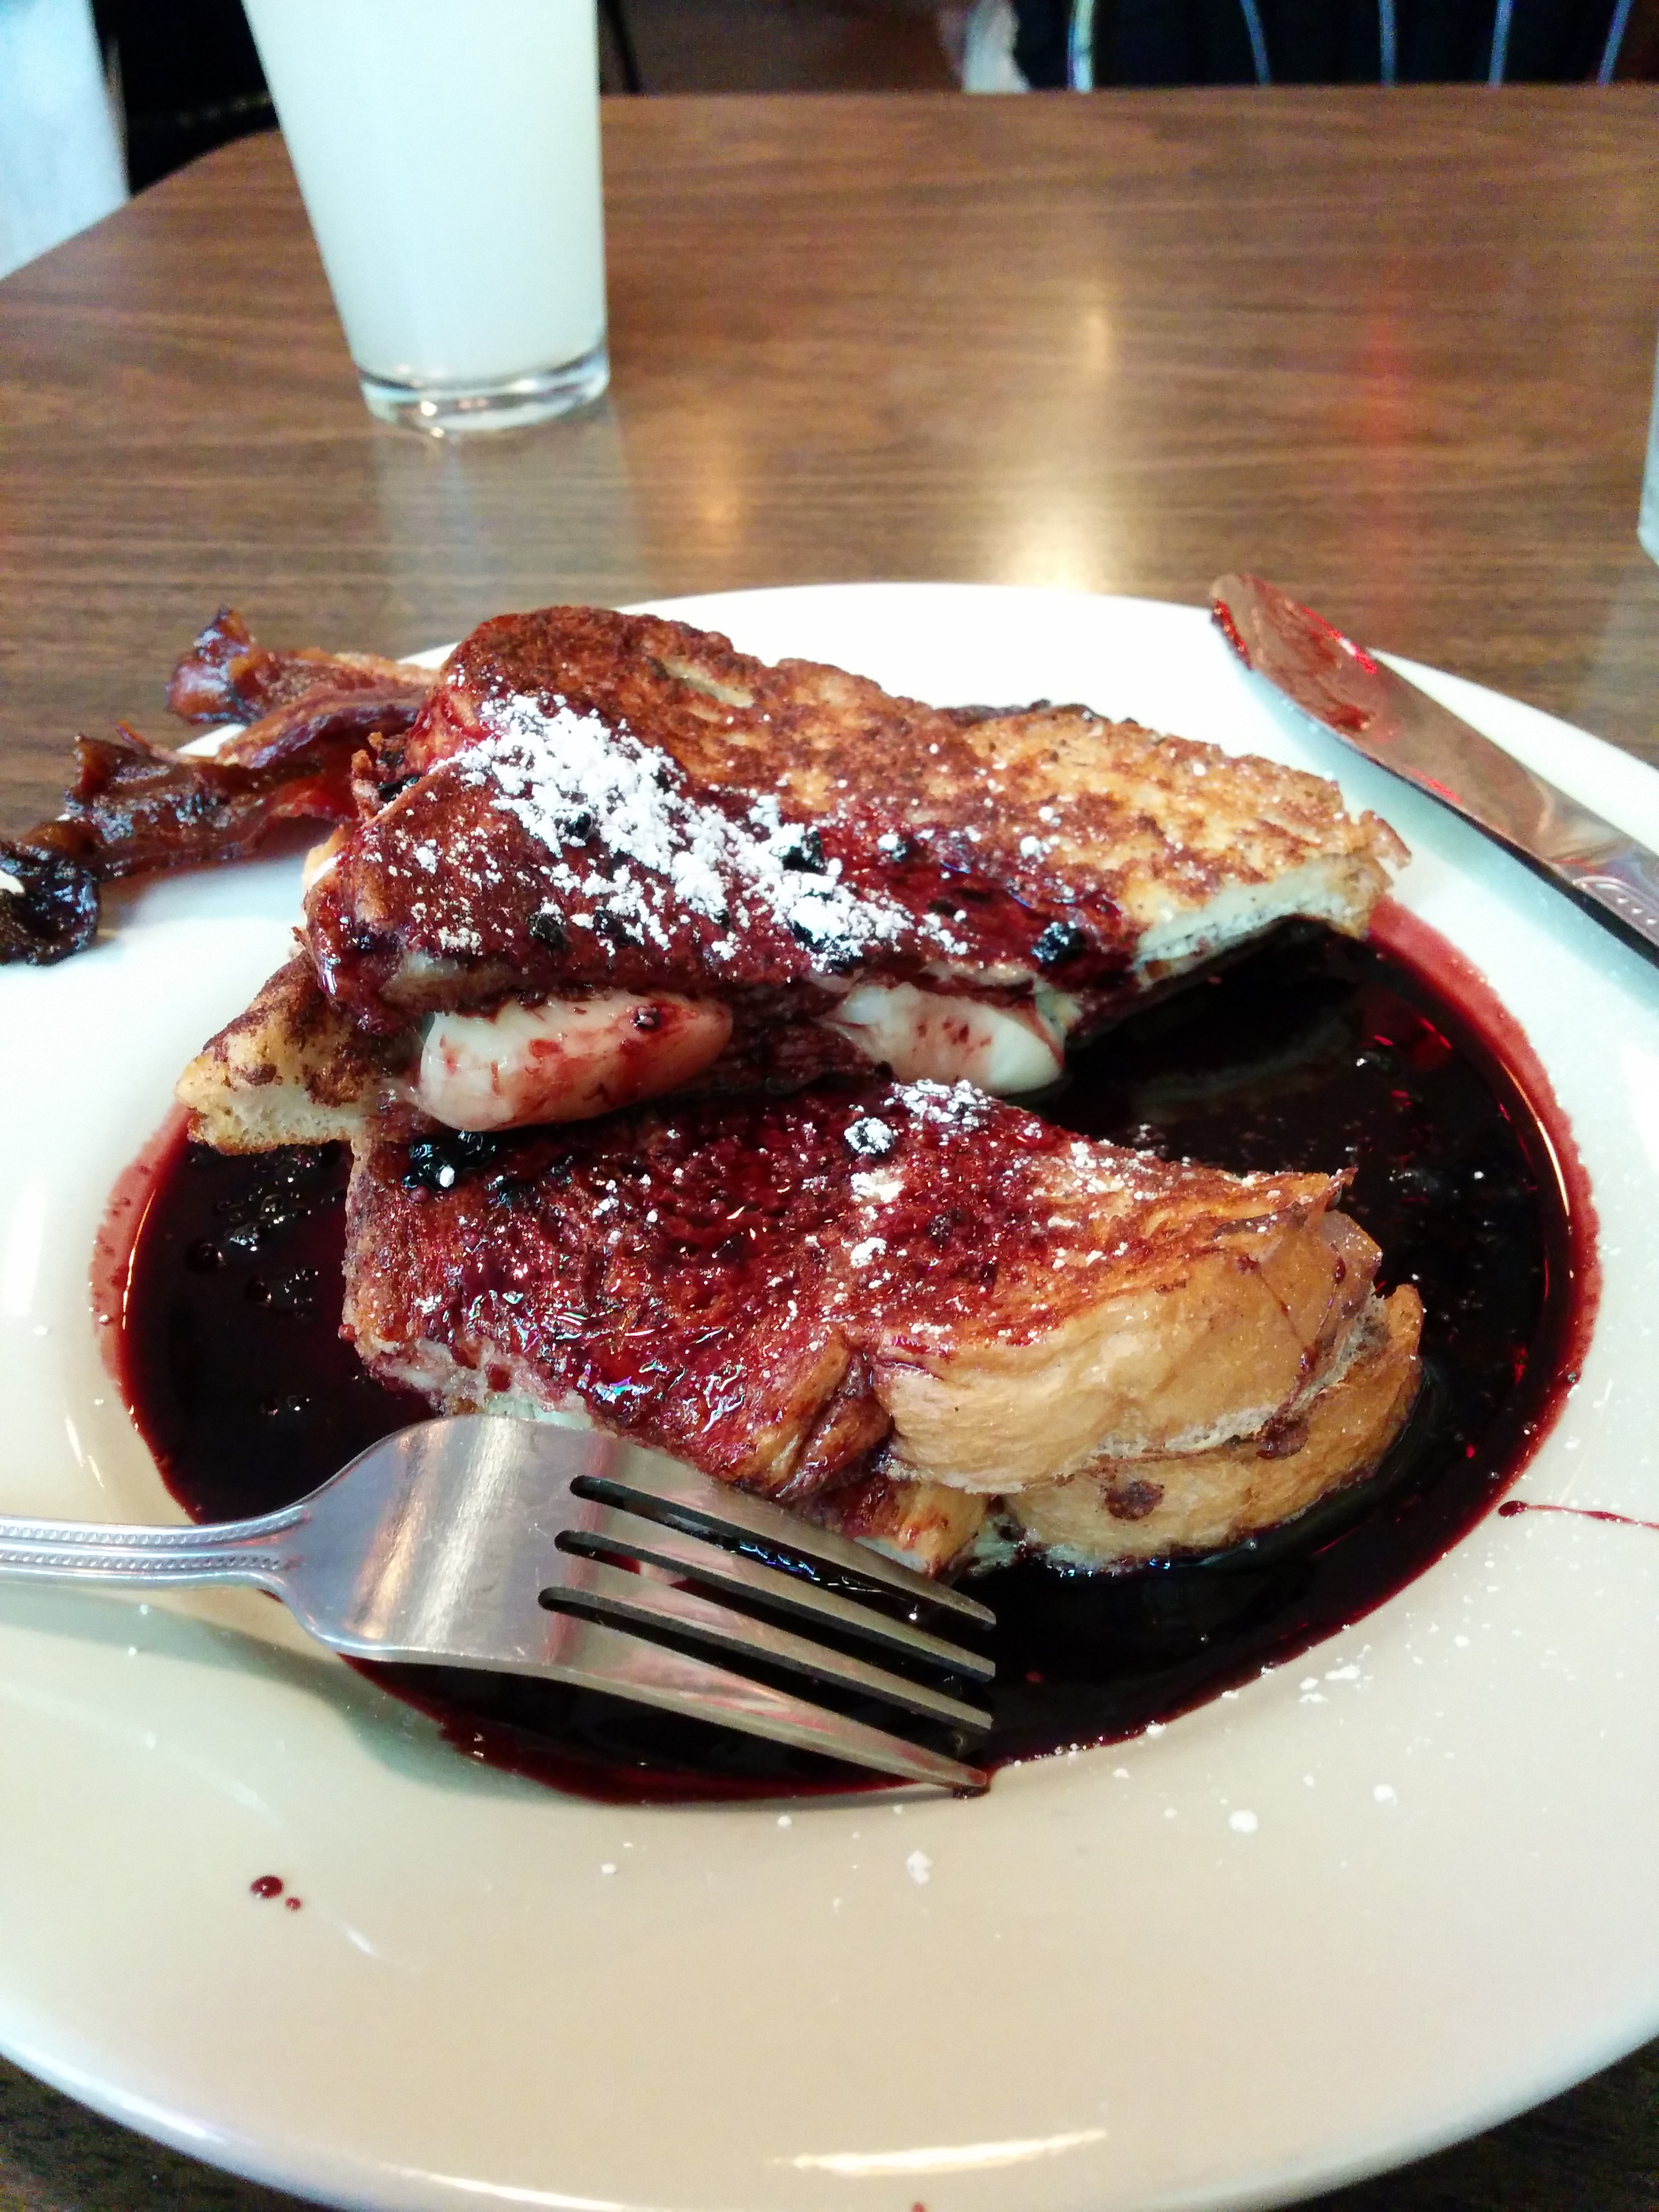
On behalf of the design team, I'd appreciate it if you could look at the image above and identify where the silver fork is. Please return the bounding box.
[0,1419,996,1792]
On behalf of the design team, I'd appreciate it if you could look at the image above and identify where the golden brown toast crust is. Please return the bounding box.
[1008,1285,1424,1564]
[304,605,1404,1032]
[340,1078,1388,1517]
[176,957,391,1151]
[409,606,1401,921]
[804,1470,989,1576]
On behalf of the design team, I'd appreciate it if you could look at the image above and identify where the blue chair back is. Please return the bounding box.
[1017,0,1636,89]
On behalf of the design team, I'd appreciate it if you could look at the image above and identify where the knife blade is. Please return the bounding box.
[1210,571,1659,971]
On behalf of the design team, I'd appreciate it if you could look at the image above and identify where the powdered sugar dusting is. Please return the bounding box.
[893,1078,997,1133]
[457,693,949,978]
[844,1115,898,1158]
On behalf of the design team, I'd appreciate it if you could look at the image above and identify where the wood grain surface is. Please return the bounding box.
[5,90,1659,827]
[1,86,1658,2212]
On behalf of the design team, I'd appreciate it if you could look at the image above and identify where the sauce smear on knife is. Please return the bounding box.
[102,909,1595,1801]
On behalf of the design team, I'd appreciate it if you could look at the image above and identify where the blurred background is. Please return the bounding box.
[1,0,1654,283]
[86,0,959,199]
[81,0,1659,183]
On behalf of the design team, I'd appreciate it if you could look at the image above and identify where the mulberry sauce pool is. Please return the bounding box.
[100,906,1595,1802]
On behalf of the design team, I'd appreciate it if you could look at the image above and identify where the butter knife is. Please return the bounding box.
[1210,571,1659,969]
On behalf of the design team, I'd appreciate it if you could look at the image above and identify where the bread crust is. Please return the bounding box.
[171,607,1423,1578]
[305,604,1406,1034]
[175,956,390,1151]
[184,605,1408,1147]
[1008,1285,1425,1563]
[339,1079,1415,1569]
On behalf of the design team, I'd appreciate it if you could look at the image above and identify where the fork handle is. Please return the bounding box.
[0,1506,302,1588]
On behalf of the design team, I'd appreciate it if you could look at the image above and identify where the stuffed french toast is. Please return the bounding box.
[171,602,1420,1578]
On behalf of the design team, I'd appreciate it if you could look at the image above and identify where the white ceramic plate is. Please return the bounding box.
[3,583,1659,2212]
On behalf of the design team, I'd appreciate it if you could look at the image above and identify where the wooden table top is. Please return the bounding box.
[2,85,1658,2211]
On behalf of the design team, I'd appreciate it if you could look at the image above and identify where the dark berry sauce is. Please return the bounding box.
[106,908,1595,1801]
[1498,1500,1658,1534]
[106,1136,428,1526]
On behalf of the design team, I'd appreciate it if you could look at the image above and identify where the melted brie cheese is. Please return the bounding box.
[415,992,732,1130]
[412,978,1067,1135]
[821,982,1065,1093]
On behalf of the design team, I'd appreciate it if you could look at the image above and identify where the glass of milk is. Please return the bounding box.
[243,0,608,435]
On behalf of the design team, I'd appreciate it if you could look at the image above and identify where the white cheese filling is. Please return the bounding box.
[415,992,732,1131]
[821,982,1066,1094]
[411,979,1070,1133]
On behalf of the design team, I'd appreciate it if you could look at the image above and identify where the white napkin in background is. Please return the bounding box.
[0,0,127,280]
[952,0,1030,88]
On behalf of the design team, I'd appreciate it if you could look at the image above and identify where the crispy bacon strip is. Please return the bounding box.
[1,717,360,965]
[1,712,384,963]
[1,722,365,964]
[30,722,361,876]
[1,612,440,965]
[165,607,434,729]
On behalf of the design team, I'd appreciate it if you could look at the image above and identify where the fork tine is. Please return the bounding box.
[541,1558,993,1732]
[577,1446,997,1626]
[543,1612,987,1792]
[563,1511,995,1681]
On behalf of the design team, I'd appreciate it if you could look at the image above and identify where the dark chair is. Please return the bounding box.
[91,0,643,198]
[1013,0,1636,89]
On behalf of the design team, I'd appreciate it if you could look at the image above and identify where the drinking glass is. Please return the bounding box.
[243,0,608,435]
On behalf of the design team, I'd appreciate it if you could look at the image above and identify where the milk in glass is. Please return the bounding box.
[244,0,607,428]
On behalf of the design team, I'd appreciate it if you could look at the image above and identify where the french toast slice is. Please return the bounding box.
[176,957,388,1151]
[340,1078,1420,1574]
[1007,1286,1422,1565]
[174,953,869,1151]
[285,604,1404,1134]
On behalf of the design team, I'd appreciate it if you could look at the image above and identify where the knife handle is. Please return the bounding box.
[1555,844,1659,964]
